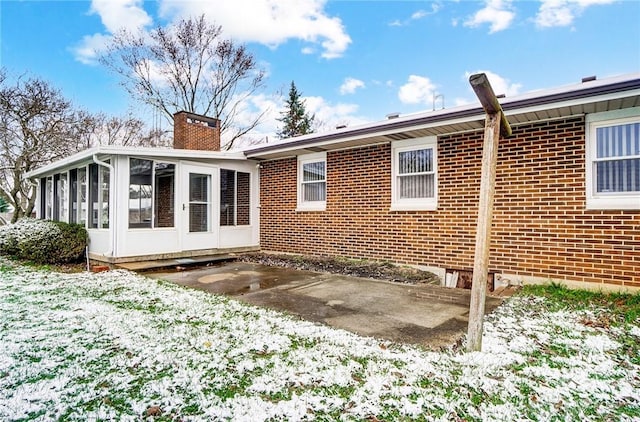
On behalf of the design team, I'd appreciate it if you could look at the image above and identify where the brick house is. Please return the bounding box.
[245,74,640,291]
[27,74,639,291]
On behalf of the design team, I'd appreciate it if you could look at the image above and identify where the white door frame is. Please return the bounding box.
[180,162,218,251]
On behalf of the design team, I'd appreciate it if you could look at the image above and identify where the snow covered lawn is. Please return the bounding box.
[0,260,638,421]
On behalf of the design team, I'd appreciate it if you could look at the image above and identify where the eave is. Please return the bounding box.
[25,145,248,179]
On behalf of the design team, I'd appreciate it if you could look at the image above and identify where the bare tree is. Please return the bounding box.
[77,112,171,149]
[0,75,83,222]
[99,15,266,150]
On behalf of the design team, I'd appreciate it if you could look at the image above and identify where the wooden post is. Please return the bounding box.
[466,73,511,352]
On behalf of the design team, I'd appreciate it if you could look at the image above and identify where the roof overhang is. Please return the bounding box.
[25,145,248,179]
[244,73,640,161]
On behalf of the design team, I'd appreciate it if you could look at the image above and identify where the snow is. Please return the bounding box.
[0,260,638,421]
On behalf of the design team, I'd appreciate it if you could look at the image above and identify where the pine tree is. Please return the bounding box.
[277,81,315,139]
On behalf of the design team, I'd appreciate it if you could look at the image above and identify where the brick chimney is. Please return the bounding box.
[173,111,221,151]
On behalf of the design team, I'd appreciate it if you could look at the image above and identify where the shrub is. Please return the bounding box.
[0,218,88,264]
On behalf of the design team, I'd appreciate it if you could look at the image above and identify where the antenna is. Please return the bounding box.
[432,93,444,111]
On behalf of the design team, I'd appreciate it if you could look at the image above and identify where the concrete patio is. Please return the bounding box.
[146,261,506,349]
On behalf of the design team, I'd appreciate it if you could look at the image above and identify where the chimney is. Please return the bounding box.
[173,111,221,151]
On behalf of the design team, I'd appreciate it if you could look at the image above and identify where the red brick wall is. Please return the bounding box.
[173,111,221,151]
[259,116,640,289]
[155,174,174,228]
[237,172,251,226]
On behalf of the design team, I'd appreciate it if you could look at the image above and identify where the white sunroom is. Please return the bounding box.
[26,145,260,263]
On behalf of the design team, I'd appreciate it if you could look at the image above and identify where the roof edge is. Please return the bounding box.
[244,73,640,158]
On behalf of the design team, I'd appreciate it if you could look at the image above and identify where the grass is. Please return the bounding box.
[0,261,638,421]
[522,282,640,324]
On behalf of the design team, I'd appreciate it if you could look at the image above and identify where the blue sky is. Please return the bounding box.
[1,0,639,144]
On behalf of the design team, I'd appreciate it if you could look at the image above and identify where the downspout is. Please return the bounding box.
[92,155,116,258]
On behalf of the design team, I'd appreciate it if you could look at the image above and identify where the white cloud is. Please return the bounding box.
[464,0,515,33]
[339,77,365,95]
[225,93,282,147]
[411,10,429,20]
[302,96,369,132]
[454,97,474,107]
[232,93,368,146]
[159,0,351,59]
[535,0,615,28]
[73,0,152,64]
[90,0,152,33]
[398,75,437,105]
[72,33,113,65]
[464,70,522,97]
[390,3,441,27]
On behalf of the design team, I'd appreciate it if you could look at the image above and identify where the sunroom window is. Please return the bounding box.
[129,158,175,228]
[391,137,438,211]
[72,167,87,226]
[220,169,251,226]
[88,163,110,229]
[297,152,326,211]
[586,109,640,209]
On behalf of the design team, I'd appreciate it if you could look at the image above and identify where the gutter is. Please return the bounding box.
[92,154,116,258]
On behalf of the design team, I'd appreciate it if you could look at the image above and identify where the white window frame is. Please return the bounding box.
[585,107,640,210]
[391,137,438,211]
[297,152,326,212]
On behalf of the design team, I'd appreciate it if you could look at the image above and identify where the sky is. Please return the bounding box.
[1,0,639,145]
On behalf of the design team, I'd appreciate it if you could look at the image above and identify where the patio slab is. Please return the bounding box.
[146,261,504,349]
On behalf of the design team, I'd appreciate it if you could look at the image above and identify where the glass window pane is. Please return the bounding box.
[189,174,208,202]
[45,177,53,219]
[220,169,236,226]
[129,158,152,228]
[596,158,640,193]
[88,164,99,229]
[189,173,210,232]
[154,163,175,228]
[237,172,250,226]
[399,174,434,199]
[399,148,432,175]
[69,169,78,224]
[53,174,60,221]
[58,173,69,223]
[303,181,326,201]
[596,122,640,158]
[78,168,87,226]
[101,165,109,229]
[303,161,325,182]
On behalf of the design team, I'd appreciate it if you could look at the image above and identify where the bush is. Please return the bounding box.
[0,218,88,264]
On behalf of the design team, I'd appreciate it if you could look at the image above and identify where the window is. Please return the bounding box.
[129,159,153,228]
[77,167,87,226]
[88,164,99,228]
[220,169,251,226]
[154,163,175,228]
[189,173,210,232]
[88,162,110,229]
[40,177,53,219]
[586,109,640,210]
[100,164,110,229]
[391,137,438,211]
[68,168,88,226]
[297,152,326,211]
[57,173,69,223]
[129,158,175,228]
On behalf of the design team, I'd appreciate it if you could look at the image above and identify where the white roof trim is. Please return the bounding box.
[25,146,247,179]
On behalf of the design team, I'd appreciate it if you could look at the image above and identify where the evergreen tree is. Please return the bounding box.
[277,81,315,139]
